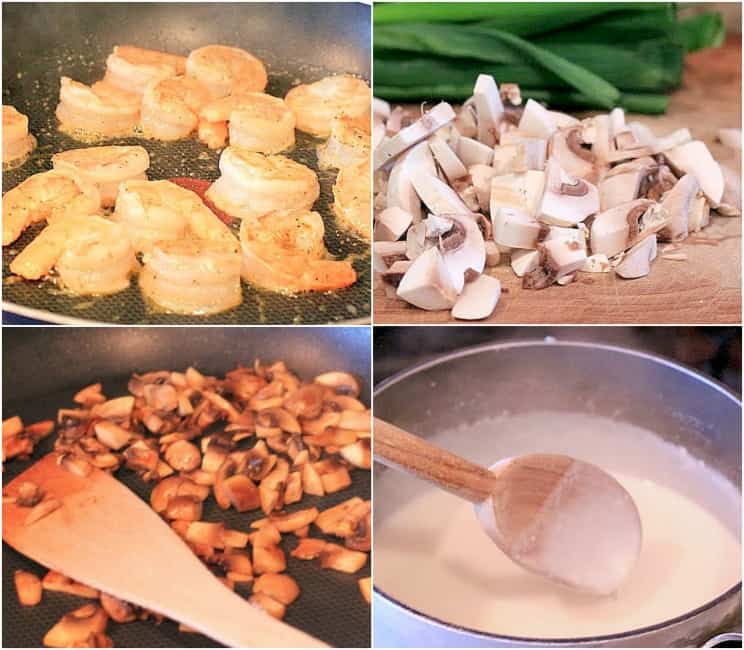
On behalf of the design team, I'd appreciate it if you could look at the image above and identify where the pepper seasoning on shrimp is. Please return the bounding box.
[3,105,37,169]
[206,148,319,219]
[186,45,267,98]
[104,45,186,95]
[9,214,137,295]
[141,75,213,141]
[52,145,150,208]
[239,209,357,292]
[285,75,370,137]
[55,77,141,139]
[199,92,295,153]
[2,170,102,246]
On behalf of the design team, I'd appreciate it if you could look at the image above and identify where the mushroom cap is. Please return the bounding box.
[660,174,700,241]
[518,98,557,139]
[472,74,504,147]
[539,159,599,226]
[589,199,655,258]
[438,213,486,292]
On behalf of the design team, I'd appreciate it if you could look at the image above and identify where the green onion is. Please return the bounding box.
[373,2,724,114]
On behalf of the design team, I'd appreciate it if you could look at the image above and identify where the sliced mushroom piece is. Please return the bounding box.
[450,177,480,213]
[42,571,100,598]
[472,74,504,147]
[499,132,546,171]
[224,549,253,580]
[523,238,587,290]
[15,570,42,606]
[386,141,433,223]
[437,214,486,292]
[164,440,201,472]
[372,240,407,273]
[664,140,724,205]
[266,507,319,532]
[615,235,657,279]
[93,421,131,450]
[590,199,661,258]
[319,543,368,574]
[100,593,137,623]
[539,159,599,226]
[92,396,134,420]
[291,537,328,560]
[315,459,352,493]
[688,193,711,232]
[358,577,372,604]
[410,169,471,216]
[186,521,225,548]
[301,460,325,496]
[518,98,557,139]
[428,137,467,181]
[484,240,501,267]
[492,207,542,249]
[374,206,413,242]
[339,439,371,469]
[404,221,429,261]
[58,453,93,478]
[396,246,458,311]
[254,573,301,605]
[510,248,540,277]
[345,512,372,552]
[284,471,303,504]
[252,540,287,574]
[549,126,598,181]
[315,497,364,535]
[581,254,611,273]
[451,274,501,321]
[659,174,700,242]
[490,170,545,217]
[43,604,109,648]
[374,101,456,170]
[491,143,528,175]
[455,136,493,167]
[164,495,203,521]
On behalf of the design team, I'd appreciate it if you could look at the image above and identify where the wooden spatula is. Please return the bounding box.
[374,417,642,595]
[2,453,327,647]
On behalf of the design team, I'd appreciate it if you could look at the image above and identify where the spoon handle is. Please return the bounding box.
[373,418,498,504]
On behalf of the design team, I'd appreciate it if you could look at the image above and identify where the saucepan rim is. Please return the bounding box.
[373,339,742,645]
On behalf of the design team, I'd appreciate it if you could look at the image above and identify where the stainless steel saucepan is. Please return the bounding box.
[373,340,741,648]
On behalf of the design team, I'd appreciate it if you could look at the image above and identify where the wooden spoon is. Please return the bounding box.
[2,453,327,648]
[374,418,642,595]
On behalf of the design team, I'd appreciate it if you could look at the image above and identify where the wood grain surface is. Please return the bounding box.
[374,37,742,324]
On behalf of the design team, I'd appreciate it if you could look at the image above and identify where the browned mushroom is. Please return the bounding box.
[164,440,201,472]
[253,573,301,605]
[15,570,42,606]
[291,538,328,560]
[100,593,137,623]
[42,571,100,599]
[43,604,108,648]
[319,543,368,574]
[249,592,286,620]
[16,481,44,507]
[358,577,371,604]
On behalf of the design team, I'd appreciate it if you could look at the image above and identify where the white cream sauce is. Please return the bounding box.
[374,411,741,638]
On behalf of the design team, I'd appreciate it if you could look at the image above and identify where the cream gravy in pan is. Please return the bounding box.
[375,411,741,639]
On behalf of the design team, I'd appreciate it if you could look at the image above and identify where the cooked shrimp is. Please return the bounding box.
[284,75,370,137]
[333,159,371,239]
[56,77,140,138]
[239,209,356,292]
[2,170,101,246]
[140,239,242,314]
[186,45,267,98]
[3,105,36,168]
[52,145,150,207]
[199,92,295,153]
[113,179,235,253]
[141,75,213,141]
[104,45,186,95]
[9,214,136,295]
[197,119,228,149]
[206,147,319,219]
[317,112,370,170]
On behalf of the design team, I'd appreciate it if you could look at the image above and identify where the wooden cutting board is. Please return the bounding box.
[374,37,742,324]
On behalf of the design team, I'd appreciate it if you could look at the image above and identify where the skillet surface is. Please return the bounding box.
[2,3,371,324]
[2,327,371,647]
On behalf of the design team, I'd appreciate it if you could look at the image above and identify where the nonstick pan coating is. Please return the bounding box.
[2,3,371,324]
[2,327,371,648]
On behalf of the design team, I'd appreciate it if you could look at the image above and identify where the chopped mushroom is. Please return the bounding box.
[15,570,43,606]
[43,571,100,599]
[358,577,371,604]
[43,604,108,648]
[253,573,301,605]
[100,593,137,623]
[249,592,286,620]
[319,543,368,574]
